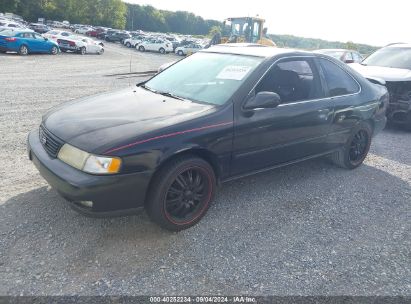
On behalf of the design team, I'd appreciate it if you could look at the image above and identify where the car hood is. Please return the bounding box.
[349,63,411,81]
[43,87,215,154]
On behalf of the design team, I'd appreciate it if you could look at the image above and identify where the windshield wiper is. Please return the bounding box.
[138,84,185,101]
[157,91,185,101]
[139,83,157,93]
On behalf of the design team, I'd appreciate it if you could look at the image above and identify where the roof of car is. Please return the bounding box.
[385,43,411,48]
[314,48,350,52]
[202,44,310,57]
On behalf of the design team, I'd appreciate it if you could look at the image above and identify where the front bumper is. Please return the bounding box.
[27,130,153,215]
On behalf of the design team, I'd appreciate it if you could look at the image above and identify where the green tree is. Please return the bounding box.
[346,41,358,50]
[208,25,221,37]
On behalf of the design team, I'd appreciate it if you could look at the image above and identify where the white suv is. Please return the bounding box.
[137,38,173,54]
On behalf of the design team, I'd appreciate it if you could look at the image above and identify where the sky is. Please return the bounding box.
[125,0,410,46]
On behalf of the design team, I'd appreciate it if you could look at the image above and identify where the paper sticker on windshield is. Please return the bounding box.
[216,66,252,80]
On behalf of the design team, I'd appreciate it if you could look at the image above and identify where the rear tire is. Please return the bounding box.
[145,156,216,231]
[18,45,28,56]
[125,42,131,48]
[329,122,372,169]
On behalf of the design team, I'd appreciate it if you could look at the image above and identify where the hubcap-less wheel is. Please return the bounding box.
[19,45,28,55]
[50,46,58,55]
[164,167,211,224]
[349,130,368,164]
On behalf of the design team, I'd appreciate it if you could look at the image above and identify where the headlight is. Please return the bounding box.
[57,144,121,174]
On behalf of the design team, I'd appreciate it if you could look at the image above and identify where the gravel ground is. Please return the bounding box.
[0,42,410,296]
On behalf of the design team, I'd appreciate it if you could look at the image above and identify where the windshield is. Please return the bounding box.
[144,52,264,105]
[363,47,411,69]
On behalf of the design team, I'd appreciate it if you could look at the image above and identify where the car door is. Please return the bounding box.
[28,33,45,52]
[17,32,31,49]
[145,39,153,50]
[316,57,362,150]
[231,56,334,176]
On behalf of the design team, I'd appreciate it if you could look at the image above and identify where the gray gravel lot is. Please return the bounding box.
[0,42,410,296]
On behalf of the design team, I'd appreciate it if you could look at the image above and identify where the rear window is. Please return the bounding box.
[0,30,15,36]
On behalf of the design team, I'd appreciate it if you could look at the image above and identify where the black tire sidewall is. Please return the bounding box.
[159,48,165,54]
[342,122,372,169]
[178,50,183,56]
[146,157,216,231]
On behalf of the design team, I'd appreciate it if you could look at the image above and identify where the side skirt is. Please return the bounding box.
[221,149,340,183]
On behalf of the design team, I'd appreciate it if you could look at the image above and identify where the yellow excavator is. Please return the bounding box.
[207,16,276,47]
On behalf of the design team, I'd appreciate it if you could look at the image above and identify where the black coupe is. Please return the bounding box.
[28,45,388,231]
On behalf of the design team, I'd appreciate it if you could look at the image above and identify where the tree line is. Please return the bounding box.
[0,1,221,35]
[270,34,378,55]
[1,1,377,53]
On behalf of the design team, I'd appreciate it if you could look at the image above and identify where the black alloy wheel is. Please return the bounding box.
[330,123,372,169]
[165,167,210,222]
[146,156,216,231]
[348,130,369,165]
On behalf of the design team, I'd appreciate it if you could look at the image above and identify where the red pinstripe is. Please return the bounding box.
[104,121,233,154]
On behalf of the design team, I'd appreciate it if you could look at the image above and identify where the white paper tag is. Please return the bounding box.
[216,65,252,81]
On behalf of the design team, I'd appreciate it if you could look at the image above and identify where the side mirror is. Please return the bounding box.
[244,91,281,110]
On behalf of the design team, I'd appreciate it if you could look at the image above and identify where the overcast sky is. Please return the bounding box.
[125,0,410,46]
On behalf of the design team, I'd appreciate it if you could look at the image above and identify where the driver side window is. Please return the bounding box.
[255,58,324,104]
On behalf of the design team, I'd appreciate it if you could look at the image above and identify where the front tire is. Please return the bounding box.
[79,46,86,55]
[18,45,28,56]
[177,50,184,56]
[98,48,104,55]
[139,45,145,52]
[50,46,58,55]
[159,47,165,54]
[145,156,216,231]
[330,122,372,169]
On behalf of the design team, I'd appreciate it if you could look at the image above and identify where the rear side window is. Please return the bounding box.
[319,58,360,97]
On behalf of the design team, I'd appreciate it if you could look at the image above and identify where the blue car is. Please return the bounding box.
[0,30,59,55]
